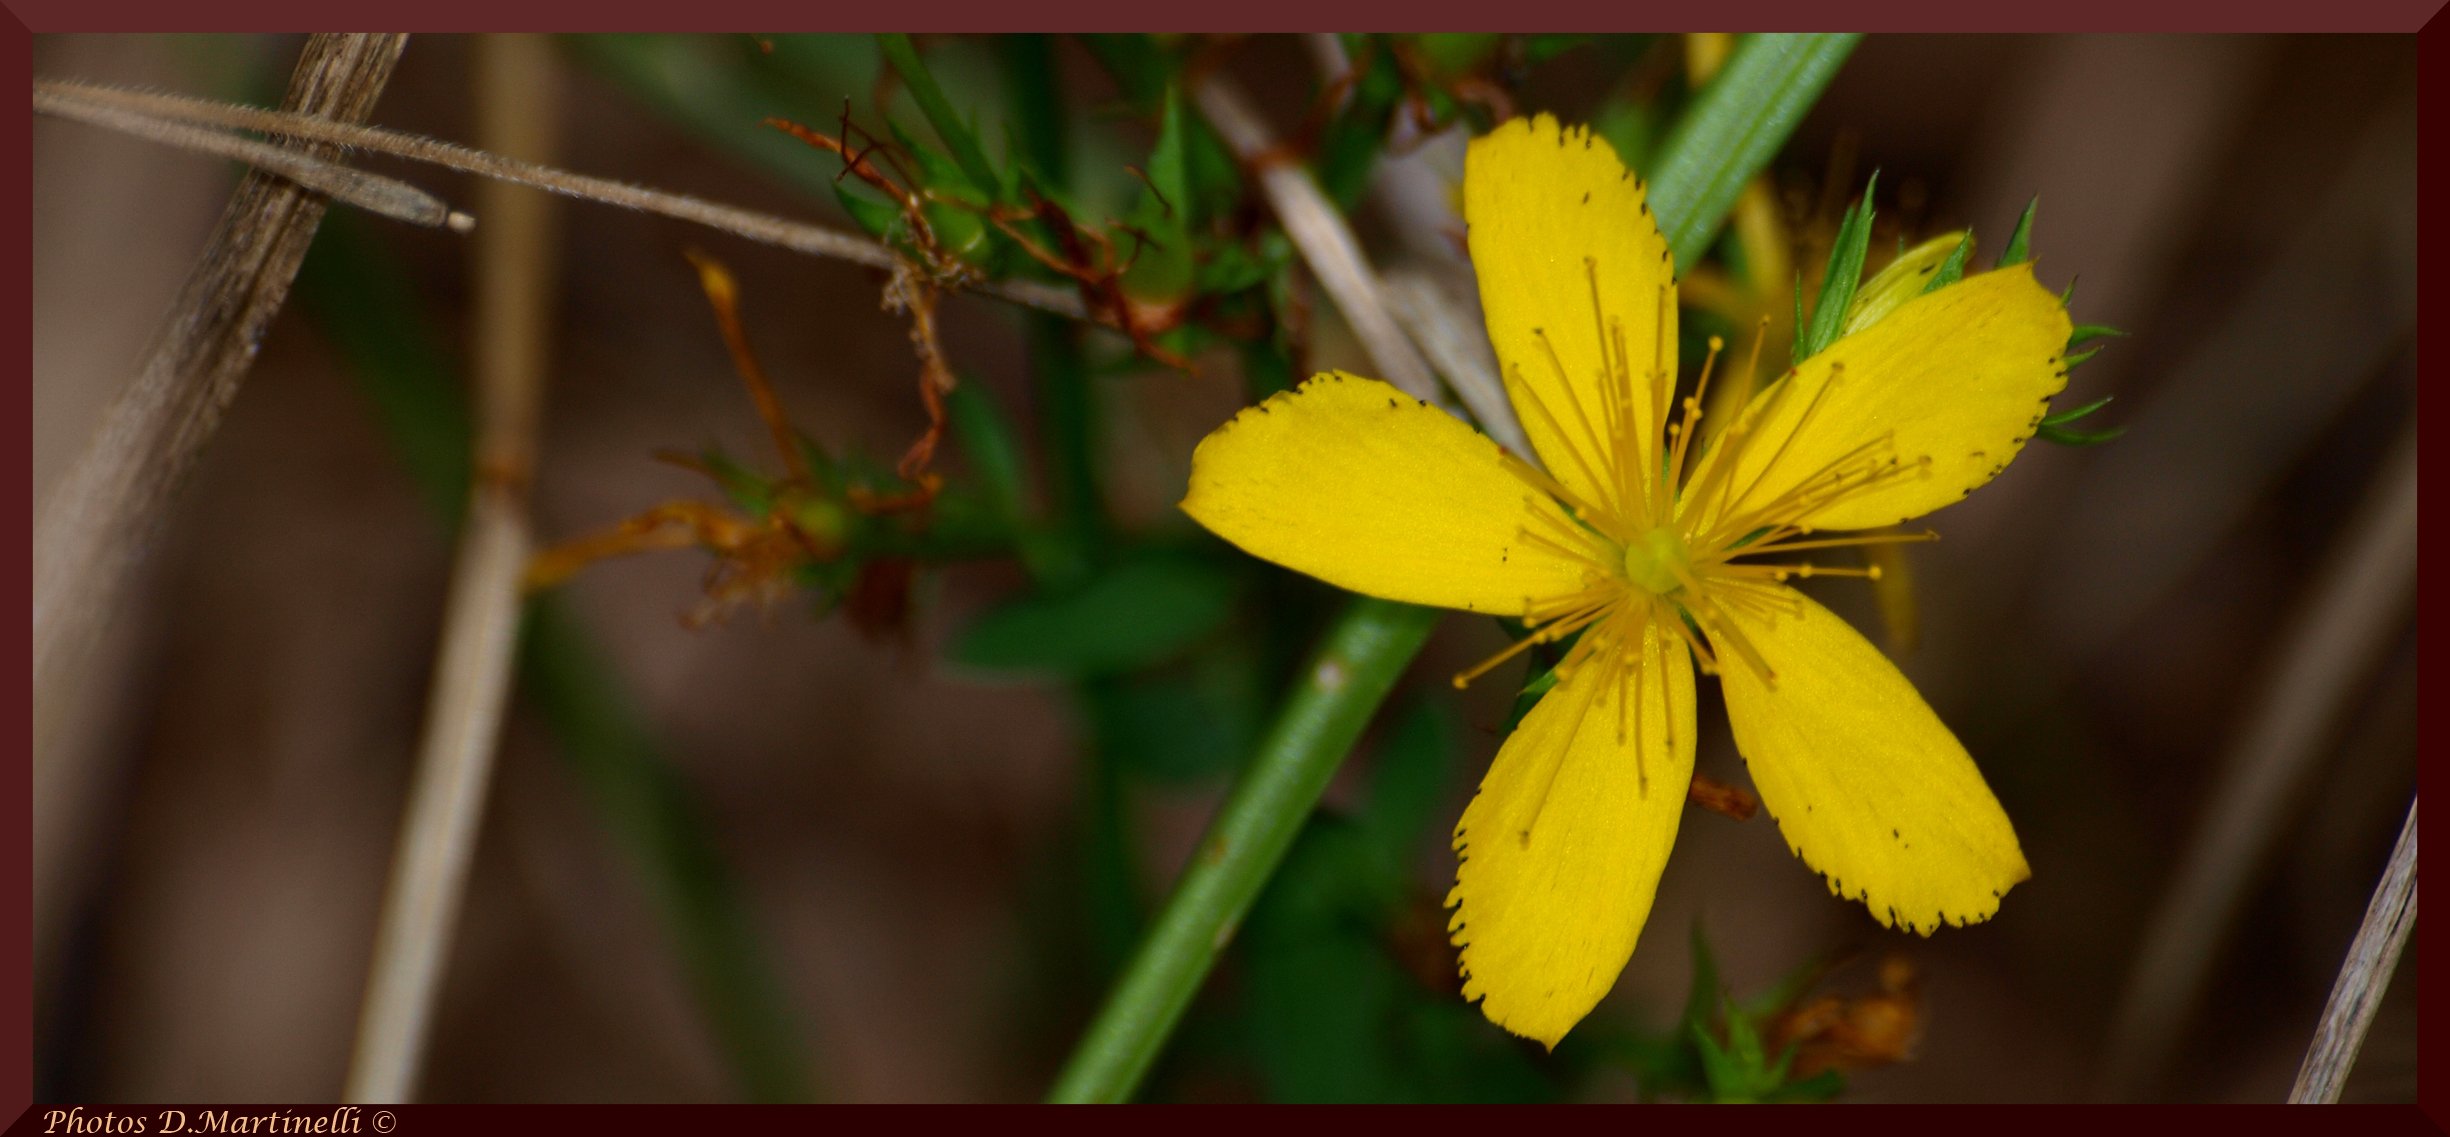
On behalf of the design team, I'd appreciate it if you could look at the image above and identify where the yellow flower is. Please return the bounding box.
[1179,115,2069,1048]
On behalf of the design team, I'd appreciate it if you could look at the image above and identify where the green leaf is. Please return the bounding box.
[1414,33,1502,78]
[876,33,1003,197]
[1767,1069,1848,1102]
[1355,700,1457,873]
[1078,33,1169,107]
[294,213,470,523]
[695,448,775,515]
[1648,33,1863,269]
[944,380,1031,527]
[886,116,986,201]
[1682,921,1725,1031]
[1091,647,1263,785]
[832,184,902,240]
[1997,196,2038,268]
[1196,243,1270,295]
[1522,33,1595,65]
[1591,98,1660,178]
[1795,172,1878,363]
[566,35,861,208]
[1691,1020,1748,1102]
[1122,86,1197,302]
[1312,36,1410,210]
[952,554,1241,674]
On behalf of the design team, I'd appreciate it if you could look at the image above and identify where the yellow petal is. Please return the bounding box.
[1701,263,2073,533]
[1841,231,1969,338]
[1180,372,1602,616]
[1466,114,1676,522]
[1448,613,1696,1048]
[1715,588,2029,934]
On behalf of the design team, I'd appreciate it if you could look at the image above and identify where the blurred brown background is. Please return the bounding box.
[31,34,2416,1102]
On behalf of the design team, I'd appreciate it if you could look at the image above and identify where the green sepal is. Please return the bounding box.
[1997,196,2038,267]
[1795,171,1878,363]
[2068,323,2125,348]
[1922,230,1974,294]
[2037,421,2127,446]
[2041,394,2115,426]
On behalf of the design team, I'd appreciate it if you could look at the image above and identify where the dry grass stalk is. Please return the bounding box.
[2289,800,2416,1103]
[2098,427,2418,1099]
[33,75,1088,322]
[32,33,407,767]
[343,34,562,1104]
[1190,74,1448,409]
[1380,268,1531,457]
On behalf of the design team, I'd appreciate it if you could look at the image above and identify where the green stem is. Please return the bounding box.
[1648,33,1862,269]
[1046,598,1440,1103]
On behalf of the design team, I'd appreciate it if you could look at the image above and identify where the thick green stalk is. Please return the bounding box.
[1045,31,1865,1104]
[1047,598,1441,1103]
[1648,33,1861,269]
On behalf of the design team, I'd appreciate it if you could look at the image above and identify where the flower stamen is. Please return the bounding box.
[1452,591,1618,690]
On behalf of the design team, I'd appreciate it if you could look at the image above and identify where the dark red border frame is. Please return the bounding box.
[9,8,2441,1118]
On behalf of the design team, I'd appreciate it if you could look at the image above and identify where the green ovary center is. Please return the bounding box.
[1621,526,1691,597]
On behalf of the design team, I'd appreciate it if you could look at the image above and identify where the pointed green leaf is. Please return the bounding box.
[1682,921,1726,1032]
[833,185,902,240]
[1648,33,1863,268]
[877,33,1002,197]
[1768,1069,1848,1102]
[950,554,1240,674]
[2068,323,2125,348]
[886,117,984,201]
[1122,86,1196,302]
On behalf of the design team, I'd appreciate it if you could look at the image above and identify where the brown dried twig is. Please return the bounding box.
[32,75,1088,322]
[33,34,408,762]
[2289,799,2416,1103]
[2098,426,2418,1100]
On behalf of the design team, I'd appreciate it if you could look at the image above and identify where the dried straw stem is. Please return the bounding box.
[2099,426,2417,1099]
[1190,73,1447,409]
[2289,799,2417,1103]
[33,74,1088,322]
[32,33,407,767]
[343,35,562,1104]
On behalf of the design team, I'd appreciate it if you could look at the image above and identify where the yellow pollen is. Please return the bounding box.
[1621,526,1689,597]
